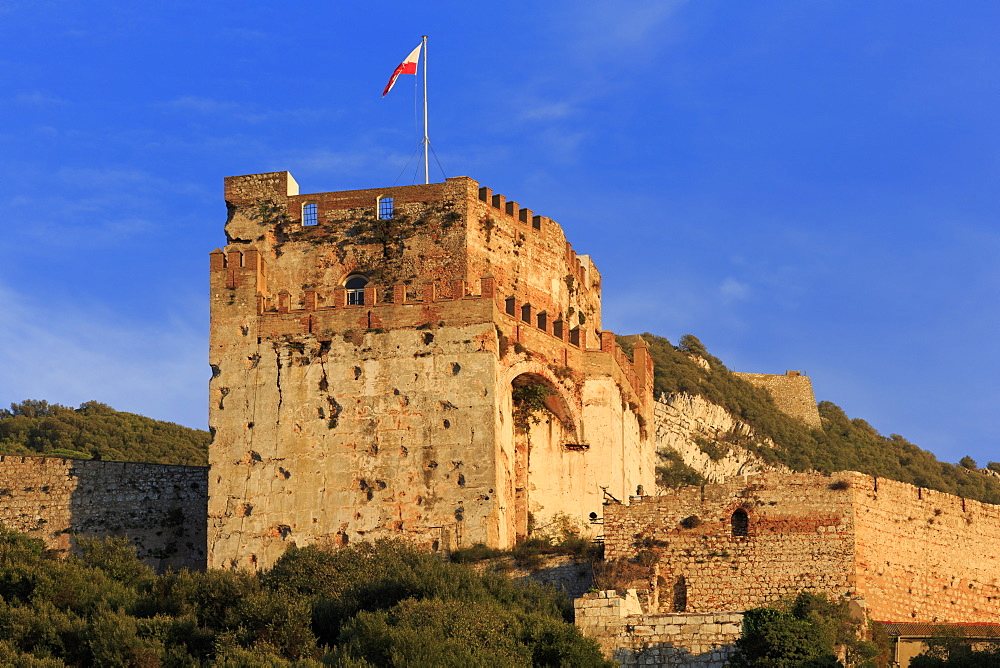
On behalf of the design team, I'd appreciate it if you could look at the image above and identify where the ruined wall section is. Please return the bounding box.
[733,371,821,428]
[654,393,784,483]
[0,456,206,571]
[848,473,1000,623]
[603,473,858,612]
[575,590,742,667]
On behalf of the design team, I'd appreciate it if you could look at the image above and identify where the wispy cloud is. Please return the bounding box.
[719,277,751,303]
[0,280,206,428]
[0,165,197,248]
[14,90,67,107]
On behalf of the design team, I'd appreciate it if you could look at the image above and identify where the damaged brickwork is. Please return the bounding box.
[604,471,1000,624]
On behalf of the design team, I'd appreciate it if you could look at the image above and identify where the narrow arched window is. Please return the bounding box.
[378,196,394,220]
[302,202,318,226]
[672,576,687,612]
[732,509,749,537]
[345,275,369,306]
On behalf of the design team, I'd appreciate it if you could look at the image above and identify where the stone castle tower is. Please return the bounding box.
[208,172,656,569]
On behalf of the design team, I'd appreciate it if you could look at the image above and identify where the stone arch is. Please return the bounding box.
[500,360,580,436]
[499,360,582,545]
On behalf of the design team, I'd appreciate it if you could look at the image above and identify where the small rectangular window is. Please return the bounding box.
[302,202,318,226]
[378,197,394,220]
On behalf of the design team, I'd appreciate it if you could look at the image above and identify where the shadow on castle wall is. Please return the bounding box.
[0,456,207,571]
[612,642,738,668]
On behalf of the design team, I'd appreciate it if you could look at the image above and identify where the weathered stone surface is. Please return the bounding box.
[604,470,1000,624]
[0,455,206,571]
[575,592,742,668]
[653,393,784,482]
[732,370,821,428]
[209,173,656,569]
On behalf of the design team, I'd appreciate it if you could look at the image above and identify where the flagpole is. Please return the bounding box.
[422,35,429,184]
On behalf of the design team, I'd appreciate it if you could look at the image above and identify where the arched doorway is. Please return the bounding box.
[505,370,577,544]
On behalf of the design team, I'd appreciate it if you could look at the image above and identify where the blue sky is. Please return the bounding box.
[0,1,997,467]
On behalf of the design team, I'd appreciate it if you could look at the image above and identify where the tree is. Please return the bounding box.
[732,593,881,668]
[959,456,978,470]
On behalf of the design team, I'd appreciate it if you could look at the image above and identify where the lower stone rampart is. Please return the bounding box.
[603,471,1000,625]
[575,590,741,667]
[0,456,207,571]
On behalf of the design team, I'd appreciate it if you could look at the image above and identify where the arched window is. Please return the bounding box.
[378,196,394,220]
[732,509,749,537]
[345,275,369,306]
[672,576,687,612]
[302,202,318,226]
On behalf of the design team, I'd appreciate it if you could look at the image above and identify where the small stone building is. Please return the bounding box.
[604,471,1000,624]
[208,172,657,569]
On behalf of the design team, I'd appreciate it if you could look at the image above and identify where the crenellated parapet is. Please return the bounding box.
[211,246,651,414]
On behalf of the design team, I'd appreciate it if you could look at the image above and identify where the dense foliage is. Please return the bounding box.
[0,528,609,666]
[910,629,1000,667]
[732,592,883,667]
[0,400,209,466]
[619,334,1000,504]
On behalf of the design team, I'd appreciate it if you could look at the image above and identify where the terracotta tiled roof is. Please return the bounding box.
[877,621,1000,638]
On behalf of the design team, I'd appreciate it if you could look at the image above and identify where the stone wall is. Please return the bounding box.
[604,472,858,612]
[575,590,741,667]
[209,173,655,569]
[603,471,1000,624]
[0,456,207,571]
[850,474,1000,623]
[732,371,821,428]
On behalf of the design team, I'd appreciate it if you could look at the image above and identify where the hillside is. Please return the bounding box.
[0,400,209,466]
[619,333,1000,505]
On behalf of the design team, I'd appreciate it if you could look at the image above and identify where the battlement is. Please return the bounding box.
[475,183,598,310]
[210,248,650,407]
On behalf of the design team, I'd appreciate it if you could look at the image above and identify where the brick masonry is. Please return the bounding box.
[575,590,741,667]
[732,371,821,428]
[0,456,207,571]
[604,471,1000,624]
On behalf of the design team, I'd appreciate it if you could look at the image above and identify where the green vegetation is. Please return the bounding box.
[0,400,209,466]
[512,383,553,434]
[619,334,1000,504]
[0,528,610,666]
[732,592,884,667]
[911,628,1000,667]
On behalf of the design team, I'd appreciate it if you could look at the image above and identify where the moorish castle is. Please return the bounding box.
[0,172,996,666]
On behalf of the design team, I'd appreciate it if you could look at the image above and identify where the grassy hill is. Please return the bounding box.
[620,333,1000,505]
[0,400,209,466]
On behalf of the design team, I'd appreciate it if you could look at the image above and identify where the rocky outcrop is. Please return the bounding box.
[653,393,786,484]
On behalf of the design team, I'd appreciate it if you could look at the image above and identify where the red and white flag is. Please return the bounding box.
[382,43,422,97]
